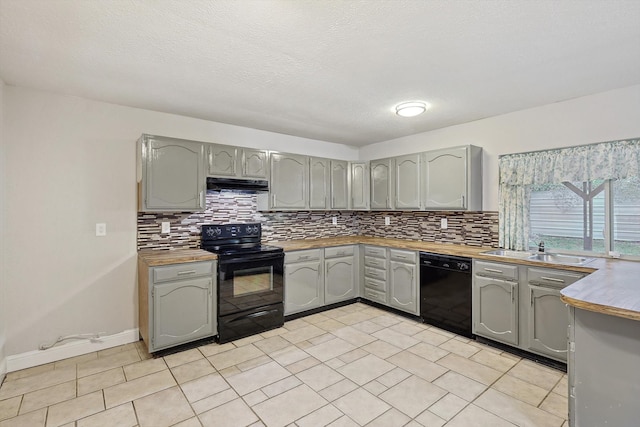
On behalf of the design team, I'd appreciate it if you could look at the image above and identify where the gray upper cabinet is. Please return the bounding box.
[349,162,369,210]
[331,160,349,209]
[207,144,238,177]
[370,158,394,209]
[473,274,519,346]
[270,153,309,209]
[325,246,357,304]
[242,148,269,179]
[394,153,421,209]
[423,145,482,210]
[207,144,269,179]
[138,134,206,212]
[309,157,330,209]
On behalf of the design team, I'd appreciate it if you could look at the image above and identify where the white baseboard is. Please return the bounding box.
[6,329,139,373]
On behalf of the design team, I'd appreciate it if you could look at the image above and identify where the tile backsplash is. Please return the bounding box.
[137,191,498,250]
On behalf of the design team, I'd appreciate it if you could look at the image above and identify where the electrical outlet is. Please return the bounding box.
[96,223,107,236]
[384,216,391,226]
[332,217,338,226]
[441,218,448,229]
[161,222,171,233]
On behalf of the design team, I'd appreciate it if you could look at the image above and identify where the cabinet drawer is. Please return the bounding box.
[475,260,518,280]
[324,246,354,258]
[364,256,386,268]
[527,267,584,289]
[363,287,386,304]
[364,277,386,292]
[365,267,387,281]
[285,249,322,264]
[390,249,417,263]
[152,261,213,283]
[363,245,386,258]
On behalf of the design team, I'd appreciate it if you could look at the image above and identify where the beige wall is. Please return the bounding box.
[0,78,6,379]
[3,86,357,356]
[361,84,640,210]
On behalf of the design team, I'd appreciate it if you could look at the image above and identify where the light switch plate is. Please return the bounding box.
[161,222,171,233]
[384,216,391,226]
[96,223,107,236]
[332,217,337,226]
[441,218,448,229]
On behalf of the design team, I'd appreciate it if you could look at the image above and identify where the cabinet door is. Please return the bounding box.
[349,162,369,210]
[395,154,421,209]
[370,158,393,209]
[331,160,349,209]
[152,277,214,351]
[208,144,238,177]
[284,260,324,314]
[527,284,569,361]
[309,157,330,209]
[389,261,418,315]
[143,136,205,211]
[242,149,269,179]
[473,275,518,345]
[270,153,308,209]
[424,147,467,209]
[325,256,356,304]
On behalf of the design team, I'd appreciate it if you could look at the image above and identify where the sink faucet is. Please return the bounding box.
[538,241,545,253]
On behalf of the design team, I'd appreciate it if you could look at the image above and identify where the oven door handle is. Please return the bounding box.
[219,252,284,265]
[228,308,280,323]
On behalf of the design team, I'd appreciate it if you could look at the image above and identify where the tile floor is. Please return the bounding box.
[0,303,569,427]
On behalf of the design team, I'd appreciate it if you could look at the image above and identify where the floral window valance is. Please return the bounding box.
[499,139,640,187]
[498,139,640,250]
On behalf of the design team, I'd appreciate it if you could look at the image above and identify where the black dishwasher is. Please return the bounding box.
[420,252,473,338]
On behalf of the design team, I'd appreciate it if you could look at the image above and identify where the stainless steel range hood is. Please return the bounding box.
[206,177,269,192]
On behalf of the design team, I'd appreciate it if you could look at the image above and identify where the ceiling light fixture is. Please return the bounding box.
[395,101,429,117]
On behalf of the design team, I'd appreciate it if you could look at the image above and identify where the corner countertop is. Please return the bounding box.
[270,236,640,322]
[138,248,217,266]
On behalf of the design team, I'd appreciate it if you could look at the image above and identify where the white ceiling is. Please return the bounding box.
[1,0,639,147]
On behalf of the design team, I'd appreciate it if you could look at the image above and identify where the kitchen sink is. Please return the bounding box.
[481,249,595,266]
[527,253,595,265]
[480,249,534,259]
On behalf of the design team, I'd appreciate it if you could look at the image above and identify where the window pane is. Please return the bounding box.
[613,177,640,256]
[529,181,606,253]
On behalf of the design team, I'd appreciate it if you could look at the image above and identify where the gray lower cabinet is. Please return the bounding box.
[526,267,583,362]
[325,246,357,304]
[141,260,217,353]
[473,260,585,362]
[138,134,206,212]
[473,275,519,346]
[362,245,388,304]
[284,249,324,314]
[388,249,419,315]
[349,162,369,210]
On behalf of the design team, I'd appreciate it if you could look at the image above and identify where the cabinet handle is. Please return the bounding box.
[484,268,503,274]
[298,255,309,260]
[530,288,534,306]
[272,193,276,206]
[461,195,465,207]
[395,254,407,259]
[540,276,565,283]
[511,286,515,303]
[200,190,205,207]
[177,270,197,276]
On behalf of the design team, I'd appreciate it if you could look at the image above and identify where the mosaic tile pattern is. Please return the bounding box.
[137,191,499,250]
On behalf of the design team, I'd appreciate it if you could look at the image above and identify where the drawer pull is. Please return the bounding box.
[484,268,503,273]
[540,276,565,283]
[298,255,309,260]
[177,270,197,276]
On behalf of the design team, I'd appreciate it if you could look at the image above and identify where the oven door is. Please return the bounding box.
[218,252,284,317]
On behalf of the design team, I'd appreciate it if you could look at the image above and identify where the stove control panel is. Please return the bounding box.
[202,223,261,240]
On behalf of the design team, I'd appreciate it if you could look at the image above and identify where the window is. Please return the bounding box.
[528,178,640,256]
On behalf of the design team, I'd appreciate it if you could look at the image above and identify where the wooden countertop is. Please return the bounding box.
[271,236,640,321]
[138,249,217,266]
